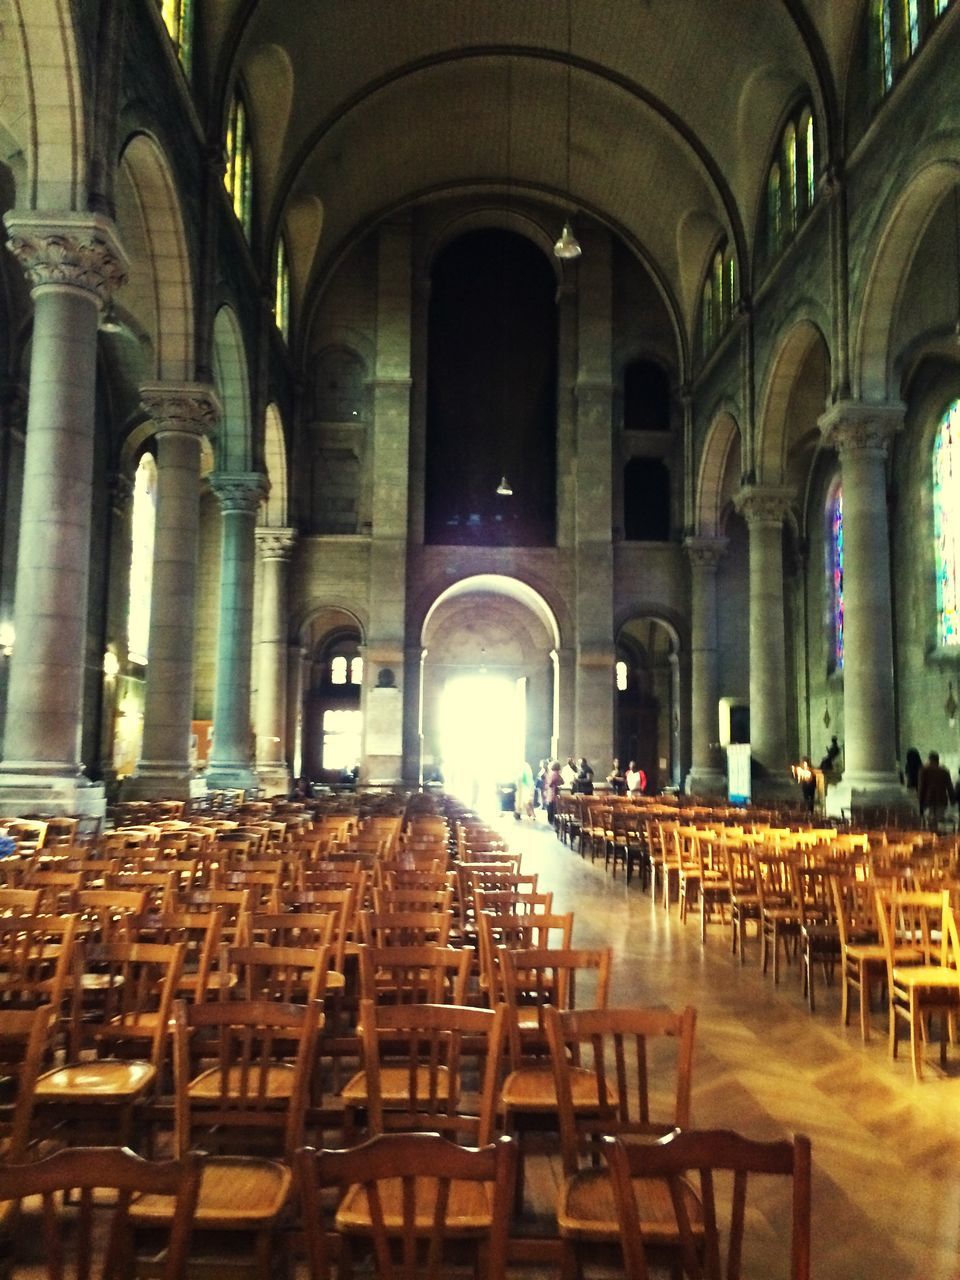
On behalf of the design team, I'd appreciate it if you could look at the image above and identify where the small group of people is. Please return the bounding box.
[605,758,647,797]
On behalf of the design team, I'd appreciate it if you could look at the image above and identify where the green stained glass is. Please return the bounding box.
[934,400,960,646]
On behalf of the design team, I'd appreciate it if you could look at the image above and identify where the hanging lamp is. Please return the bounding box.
[554,0,581,260]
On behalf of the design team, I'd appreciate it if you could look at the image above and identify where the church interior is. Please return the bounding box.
[0,1,957,1277]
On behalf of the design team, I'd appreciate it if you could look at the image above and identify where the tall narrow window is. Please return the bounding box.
[903,0,920,55]
[878,0,894,92]
[767,163,782,255]
[127,454,158,666]
[275,236,290,342]
[934,0,949,14]
[350,656,363,685]
[225,93,252,237]
[830,487,844,671]
[330,655,348,685]
[701,279,714,353]
[725,250,737,320]
[615,660,628,693]
[803,113,816,209]
[784,122,798,232]
[161,0,192,71]
[934,399,960,647]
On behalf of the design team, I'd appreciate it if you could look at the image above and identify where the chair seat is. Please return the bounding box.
[501,1064,597,1112]
[848,943,919,964]
[336,1176,492,1234]
[892,966,960,992]
[189,1063,297,1100]
[341,1064,451,1105]
[558,1166,703,1243]
[178,970,237,993]
[132,1155,291,1227]
[35,1059,156,1099]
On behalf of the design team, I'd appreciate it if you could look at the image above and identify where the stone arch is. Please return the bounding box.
[615,611,683,790]
[261,402,288,525]
[755,317,830,485]
[116,133,195,384]
[419,573,562,651]
[695,411,741,536]
[0,0,86,209]
[855,156,960,402]
[212,305,252,471]
[424,207,560,282]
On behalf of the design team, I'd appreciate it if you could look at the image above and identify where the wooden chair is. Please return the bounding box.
[680,831,728,943]
[225,943,330,1005]
[358,944,472,1008]
[130,998,322,1280]
[545,1004,697,1280]
[343,999,505,1144]
[794,863,839,1013]
[297,1132,516,1280]
[477,911,574,1009]
[604,1128,812,1280]
[139,909,228,1003]
[0,1144,202,1280]
[0,886,41,917]
[755,852,801,983]
[830,872,889,1041]
[0,913,78,1014]
[359,909,452,948]
[723,842,761,963]
[34,940,185,1146]
[0,1004,57,1161]
[875,887,960,1079]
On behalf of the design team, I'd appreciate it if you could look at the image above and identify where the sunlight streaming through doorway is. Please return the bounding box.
[438,673,525,814]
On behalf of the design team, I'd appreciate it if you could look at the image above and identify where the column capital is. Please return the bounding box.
[255,526,297,560]
[818,400,904,456]
[684,535,728,570]
[140,383,221,439]
[4,211,128,303]
[733,484,793,526]
[209,471,268,515]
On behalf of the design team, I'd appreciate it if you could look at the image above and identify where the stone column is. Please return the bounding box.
[253,527,296,796]
[286,644,306,782]
[0,214,127,816]
[819,402,903,808]
[206,474,266,793]
[734,485,794,792]
[684,536,728,795]
[124,385,219,800]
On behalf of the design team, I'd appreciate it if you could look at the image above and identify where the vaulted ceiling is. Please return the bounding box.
[196,2,861,334]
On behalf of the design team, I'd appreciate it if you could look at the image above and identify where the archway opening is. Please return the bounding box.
[438,673,526,813]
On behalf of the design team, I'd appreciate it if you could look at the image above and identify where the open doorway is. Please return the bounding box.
[439,674,525,814]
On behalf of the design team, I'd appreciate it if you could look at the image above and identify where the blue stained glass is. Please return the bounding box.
[935,400,960,646]
[832,488,844,670]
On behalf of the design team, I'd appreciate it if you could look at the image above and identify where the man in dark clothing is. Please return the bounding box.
[917,751,956,829]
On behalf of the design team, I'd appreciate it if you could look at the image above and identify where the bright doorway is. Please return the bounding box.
[438,673,526,813]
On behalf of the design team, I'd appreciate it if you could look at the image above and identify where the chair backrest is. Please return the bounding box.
[545,1004,696,1174]
[358,999,505,1143]
[477,911,574,1005]
[173,997,321,1161]
[498,946,611,1065]
[0,913,78,1012]
[0,1144,202,1280]
[0,886,42,916]
[0,1004,57,1159]
[359,909,452,947]
[226,942,330,1004]
[76,939,185,1067]
[360,942,470,1006]
[874,887,951,976]
[142,909,223,1003]
[603,1127,812,1280]
[297,1133,515,1280]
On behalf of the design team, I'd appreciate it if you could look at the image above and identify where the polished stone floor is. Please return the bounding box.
[504,813,960,1280]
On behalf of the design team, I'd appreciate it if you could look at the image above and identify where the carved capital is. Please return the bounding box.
[733,484,793,527]
[818,400,903,457]
[684,535,728,571]
[4,212,128,303]
[209,471,268,515]
[255,526,297,560]
[140,383,221,440]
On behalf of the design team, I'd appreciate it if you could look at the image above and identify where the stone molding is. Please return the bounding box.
[140,383,221,439]
[4,212,128,303]
[733,484,793,526]
[209,472,268,515]
[255,526,297,560]
[818,400,904,456]
[684,535,728,571]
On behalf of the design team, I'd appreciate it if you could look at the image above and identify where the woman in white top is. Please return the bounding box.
[625,760,647,795]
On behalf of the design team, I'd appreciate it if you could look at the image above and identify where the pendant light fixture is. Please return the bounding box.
[553,0,581,260]
[496,57,515,500]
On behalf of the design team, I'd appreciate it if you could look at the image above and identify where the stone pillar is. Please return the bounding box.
[206,474,266,793]
[819,402,903,810]
[555,647,577,763]
[253,527,296,796]
[734,485,794,793]
[0,214,127,816]
[684,536,728,795]
[124,385,219,800]
[286,644,306,782]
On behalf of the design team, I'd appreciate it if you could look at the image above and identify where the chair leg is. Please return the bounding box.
[859,967,872,1042]
[909,993,923,1081]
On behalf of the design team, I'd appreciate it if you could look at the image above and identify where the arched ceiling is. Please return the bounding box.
[196,1,851,330]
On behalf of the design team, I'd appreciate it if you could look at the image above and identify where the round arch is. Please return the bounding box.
[695,410,741,536]
[212,305,252,471]
[117,133,195,384]
[420,573,561,650]
[614,611,683,790]
[755,317,830,485]
[855,157,960,402]
[261,402,288,525]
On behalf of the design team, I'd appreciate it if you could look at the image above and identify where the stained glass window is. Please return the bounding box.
[878,0,894,92]
[934,400,960,646]
[803,113,816,209]
[784,122,798,232]
[701,279,713,353]
[831,487,844,670]
[725,251,737,317]
[275,236,290,342]
[225,93,252,237]
[768,163,782,255]
[128,454,157,666]
[161,0,192,71]
[903,0,920,54]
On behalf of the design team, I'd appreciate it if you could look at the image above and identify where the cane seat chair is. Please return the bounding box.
[830,873,889,1041]
[754,853,802,983]
[604,1128,812,1280]
[723,841,761,963]
[297,1132,516,1280]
